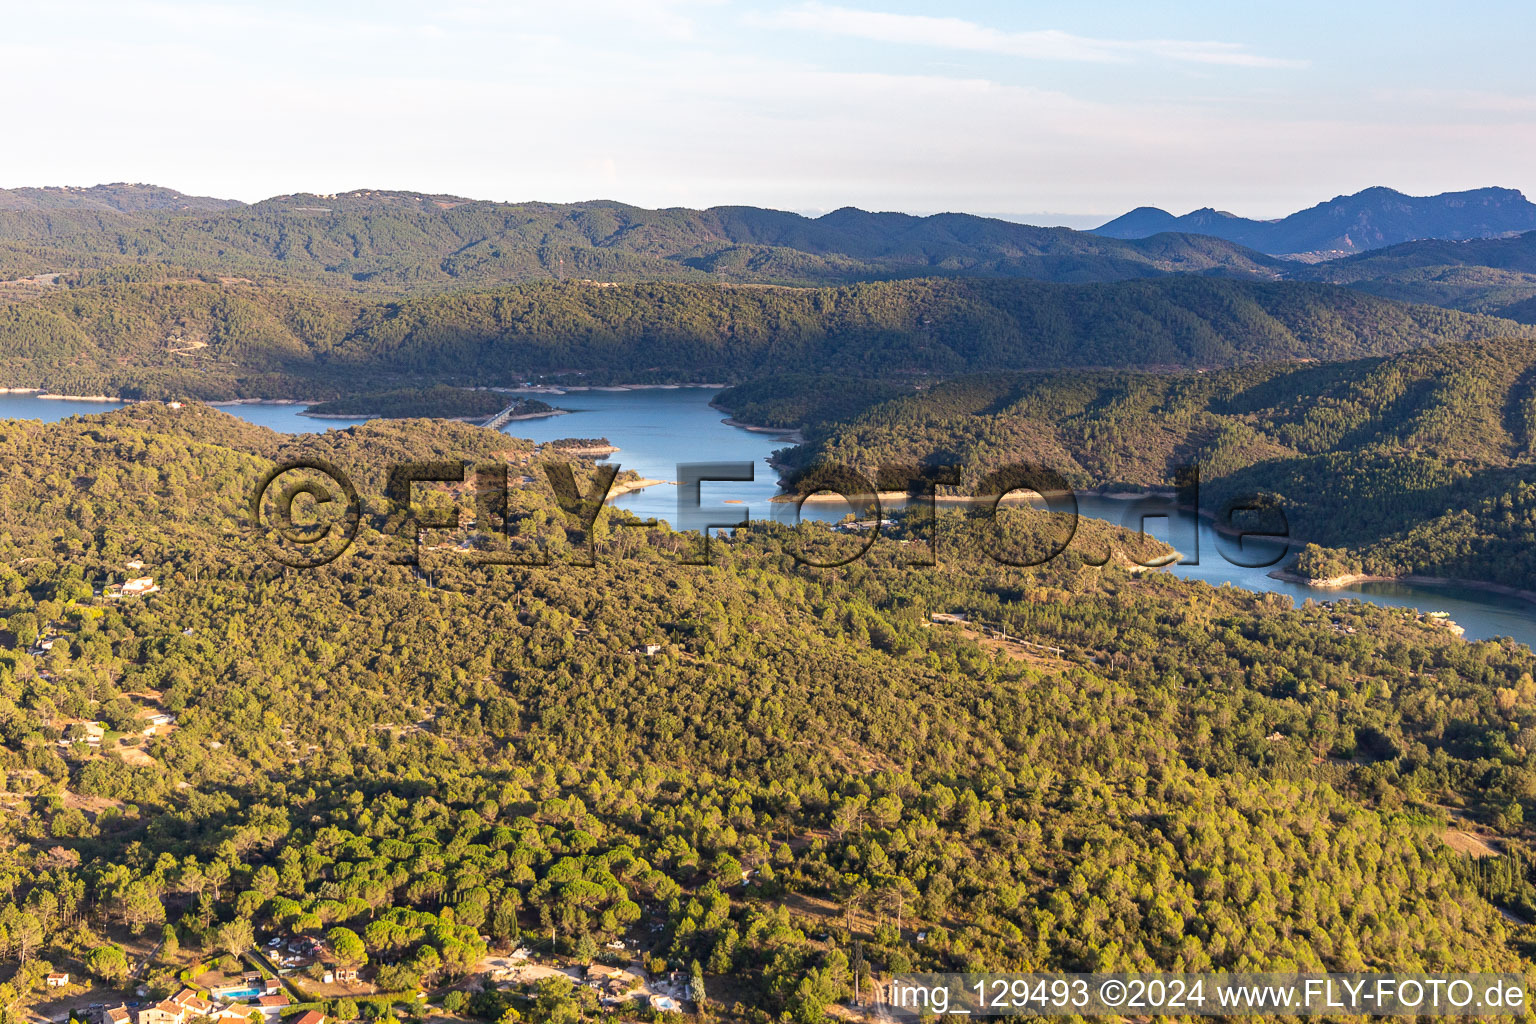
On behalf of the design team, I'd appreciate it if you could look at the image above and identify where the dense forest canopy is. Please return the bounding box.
[0,272,1517,400]
[2,183,1535,1020]
[0,406,1534,1022]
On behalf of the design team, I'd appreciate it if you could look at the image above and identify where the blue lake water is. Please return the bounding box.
[0,394,132,422]
[3,387,1532,646]
[496,388,805,527]
[0,394,371,432]
[211,401,370,432]
[493,388,1536,647]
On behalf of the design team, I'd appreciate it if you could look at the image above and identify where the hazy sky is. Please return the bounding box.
[3,0,1533,219]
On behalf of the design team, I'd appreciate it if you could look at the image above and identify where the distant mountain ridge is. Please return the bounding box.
[1291,229,1536,323]
[1304,230,1536,280]
[1094,186,1536,256]
[0,187,1285,289]
[0,182,241,214]
[7,183,1536,317]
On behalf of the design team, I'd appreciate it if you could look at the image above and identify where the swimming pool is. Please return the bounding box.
[212,988,262,1000]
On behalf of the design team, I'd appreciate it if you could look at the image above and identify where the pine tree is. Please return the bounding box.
[690,959,707,1021]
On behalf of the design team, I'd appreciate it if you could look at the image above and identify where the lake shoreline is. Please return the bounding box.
[676,437,1530,613]
[296,407,569,423]
[502,383,727,396]
[496,408,569,423]
[298,411,382,419]
[770,489,1047,505]
[0,385,1531,643]
[719,417,804,442]
[207,398,309,406]
[1266,569,1536,608]
[5,386,695,428]
[706,397,806,442]
[607,477,667,500]
[1082,488,1536,608]
[539,442,619,456]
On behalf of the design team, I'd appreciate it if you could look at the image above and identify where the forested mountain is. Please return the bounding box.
[0,183,241,214]
[0,272,1516,399]
[738,337,1536,591]
[12,182,1536,337]
[9,184,1536,327]
[0,188,1285,289]
[0,406,1535,1020]
[1294,231,1536,322]
[1095,186,1536,256]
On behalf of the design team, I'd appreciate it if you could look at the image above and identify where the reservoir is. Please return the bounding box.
[4,387,1532,646]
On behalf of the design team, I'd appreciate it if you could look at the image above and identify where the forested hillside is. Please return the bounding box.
[0,406,1535,1020]
[0,272,1516,399]
[743,337,1536,591]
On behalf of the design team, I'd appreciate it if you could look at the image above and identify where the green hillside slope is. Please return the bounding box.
[1295,231,1536,322]
[0,406,1533,1005]
[0,274,1515,399]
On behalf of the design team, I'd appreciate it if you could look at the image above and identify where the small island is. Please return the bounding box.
[302,386,560,422]
[543,436,619,456]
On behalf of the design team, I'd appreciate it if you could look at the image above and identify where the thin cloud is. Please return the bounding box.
[1376,87,1536,114]
[439,0,722,40]
[756,3,1306,69]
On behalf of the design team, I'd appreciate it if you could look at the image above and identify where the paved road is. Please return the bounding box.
[133,936,165,981]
